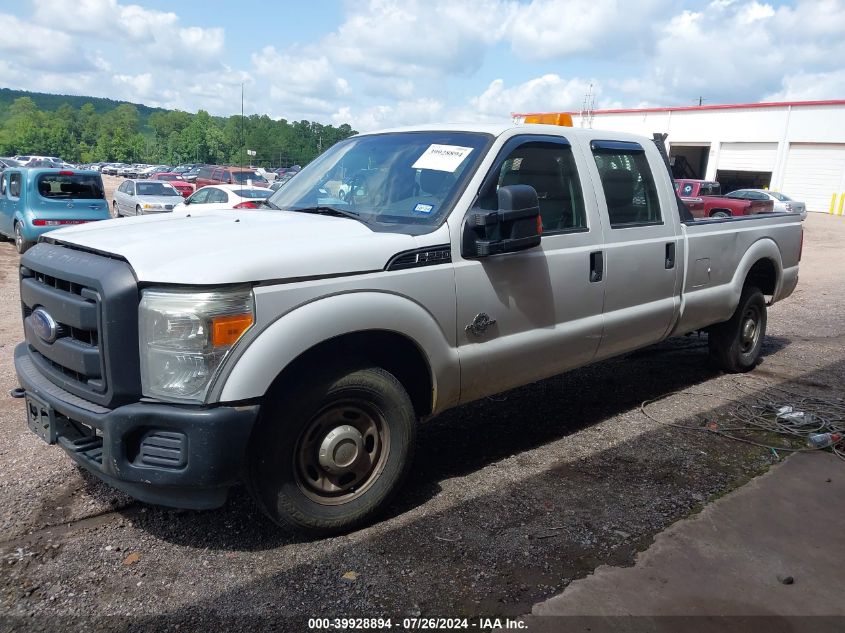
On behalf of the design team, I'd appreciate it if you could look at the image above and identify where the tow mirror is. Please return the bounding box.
[461,184,542,258]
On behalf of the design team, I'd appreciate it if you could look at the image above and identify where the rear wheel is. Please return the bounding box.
[710,210,731,218]
[247,365,416,534]
[708,285,767,372]
[14,222,32,254]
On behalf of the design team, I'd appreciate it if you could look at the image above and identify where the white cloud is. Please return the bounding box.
[331,98,444,131]
[31,0,224,64]
[465,75,597,121]
[506,0,668,60]
[764,69,845,102]
[0,13,93,72]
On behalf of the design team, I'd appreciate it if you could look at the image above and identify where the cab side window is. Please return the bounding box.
[478,140,587,233]
[591,141,661,228]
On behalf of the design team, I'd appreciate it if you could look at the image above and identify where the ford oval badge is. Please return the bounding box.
[32,307,59,344]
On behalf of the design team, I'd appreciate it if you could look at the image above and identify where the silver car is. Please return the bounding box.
[112,179,182,217]
[726,189,807,220]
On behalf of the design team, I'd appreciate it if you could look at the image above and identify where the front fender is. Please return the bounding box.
[215,291,459,412]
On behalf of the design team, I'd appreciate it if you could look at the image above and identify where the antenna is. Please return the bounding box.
[580,84,596,128]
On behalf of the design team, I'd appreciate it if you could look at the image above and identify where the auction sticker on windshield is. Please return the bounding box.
[412,144,473,172]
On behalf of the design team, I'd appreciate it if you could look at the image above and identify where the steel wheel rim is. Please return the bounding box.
[294,400,390,505]
[14,225,22,251]
[740,304,761,354]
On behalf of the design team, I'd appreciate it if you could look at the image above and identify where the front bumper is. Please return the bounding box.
[14,343,259,509]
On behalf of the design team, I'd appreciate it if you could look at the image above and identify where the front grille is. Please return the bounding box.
[20,243,141,408]
[21,270,104,394]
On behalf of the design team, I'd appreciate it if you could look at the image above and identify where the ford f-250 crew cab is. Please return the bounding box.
[13,121,801,534]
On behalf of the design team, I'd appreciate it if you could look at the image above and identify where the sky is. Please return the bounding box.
[0,0,843,131]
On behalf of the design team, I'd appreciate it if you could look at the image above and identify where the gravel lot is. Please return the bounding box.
[0,210,843,631]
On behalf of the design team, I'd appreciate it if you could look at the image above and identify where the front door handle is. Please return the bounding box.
[590,251,604,283]
[665,242,676,269]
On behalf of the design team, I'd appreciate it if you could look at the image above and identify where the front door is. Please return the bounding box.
[455,135,605,403]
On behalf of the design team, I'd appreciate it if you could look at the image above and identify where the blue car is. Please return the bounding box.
[0,168,111,253]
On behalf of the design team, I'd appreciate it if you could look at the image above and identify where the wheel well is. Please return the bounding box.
[745,258,777,296]
[709,208,730,216]
[266,330,434,418]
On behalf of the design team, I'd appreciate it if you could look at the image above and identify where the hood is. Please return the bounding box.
[48,209,420,284]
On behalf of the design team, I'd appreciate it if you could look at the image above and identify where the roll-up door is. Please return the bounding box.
[781,144,845,213]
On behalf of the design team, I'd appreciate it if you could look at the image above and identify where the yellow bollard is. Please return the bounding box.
[840,193,845,216]
[832,193,838,214]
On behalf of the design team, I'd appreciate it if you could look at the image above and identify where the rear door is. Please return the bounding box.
[31,171,109,221]
[582,138,682,359]
[0,172,12,235]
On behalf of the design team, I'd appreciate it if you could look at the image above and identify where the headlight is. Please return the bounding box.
[139,287,254,402]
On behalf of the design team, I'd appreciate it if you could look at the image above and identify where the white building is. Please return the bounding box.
[552,100,845,214]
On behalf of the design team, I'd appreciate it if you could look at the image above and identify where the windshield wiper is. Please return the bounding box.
[289,205,364,222]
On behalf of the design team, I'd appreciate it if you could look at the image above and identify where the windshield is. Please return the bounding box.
[232,171,266,183]
[137,182,180,196]
[266,131,492,234]
[236,189,272,199]
[36,174,104,199]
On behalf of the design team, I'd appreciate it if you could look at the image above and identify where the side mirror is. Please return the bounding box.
[461,184,542,258]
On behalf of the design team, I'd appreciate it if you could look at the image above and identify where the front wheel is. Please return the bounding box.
[708,285,767,372]
[135,205,142,216]
[14,222,32,254]
[111,201,120,218]
[247,365,416,534]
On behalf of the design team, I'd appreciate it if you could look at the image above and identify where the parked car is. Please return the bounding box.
[194,165,269,189]
[112,179,183,216]
[0,168,110,253]
[173,184,272,211]
[149,172,194,197]
[674,179,774,218]
[0,157,23,168]
[725,189,807,220]
[11,122,802,534]
[269,173,295,191]
[24,158,64,169]
[181,165,203,183]
[102,163,125,176]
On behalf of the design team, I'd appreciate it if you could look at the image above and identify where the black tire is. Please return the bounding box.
[247,365,416,534]
[710,210,731,218]
[111,201,120,218]
[708,285,767,372]
[135,205,142,216]
[14,222,32,254]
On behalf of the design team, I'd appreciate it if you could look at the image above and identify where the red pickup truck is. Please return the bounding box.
[674,179,774,218]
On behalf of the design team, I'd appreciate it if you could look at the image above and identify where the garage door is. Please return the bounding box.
[781,144,845,213]
[718,143,778,171]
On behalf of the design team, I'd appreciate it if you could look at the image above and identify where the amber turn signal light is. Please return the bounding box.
[211,313,254,346]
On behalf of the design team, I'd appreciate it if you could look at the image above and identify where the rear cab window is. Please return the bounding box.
[591,141,662,228]
[36,173,104,199]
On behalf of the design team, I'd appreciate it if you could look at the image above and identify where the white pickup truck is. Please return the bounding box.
[13,121,801,534]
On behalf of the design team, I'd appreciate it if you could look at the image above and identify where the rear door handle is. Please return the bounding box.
[590,251,604,283]
[665,242,676,269]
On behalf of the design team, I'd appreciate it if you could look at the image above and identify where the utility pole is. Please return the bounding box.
[240,83,245,170]
[698,96,706,106]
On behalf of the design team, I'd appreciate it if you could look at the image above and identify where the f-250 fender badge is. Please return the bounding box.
[465,312,497,336]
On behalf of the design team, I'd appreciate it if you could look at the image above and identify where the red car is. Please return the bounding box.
[150,172,194,198]
[674,179,773,218]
